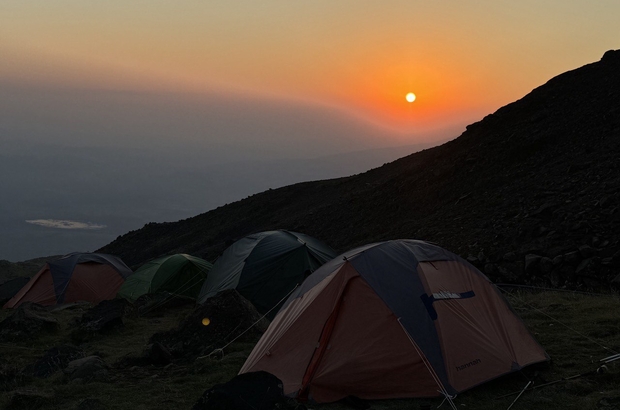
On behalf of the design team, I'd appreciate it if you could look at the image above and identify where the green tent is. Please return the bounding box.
[198,230,337,316]
[117,254,212,301]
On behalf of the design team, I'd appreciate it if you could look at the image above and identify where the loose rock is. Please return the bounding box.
[26,345,84,378]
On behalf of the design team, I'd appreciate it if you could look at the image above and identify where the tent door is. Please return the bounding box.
[298,279,354,401]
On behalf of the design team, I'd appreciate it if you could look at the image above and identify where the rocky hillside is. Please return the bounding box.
[0,256,60,283]
[100,50,620,288]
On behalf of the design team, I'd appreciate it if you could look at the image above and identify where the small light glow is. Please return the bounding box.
[406,92,416,103]
[202,318,211,326]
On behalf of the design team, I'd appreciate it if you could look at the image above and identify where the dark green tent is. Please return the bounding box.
[117,254,212,301]
[0,277,30,305]
[197,230,336,316]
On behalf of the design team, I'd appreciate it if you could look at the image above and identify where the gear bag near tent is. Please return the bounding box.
[3,253,133,308]
[240,240,549,403]
[117,254,212,302]
[197,230,336,316]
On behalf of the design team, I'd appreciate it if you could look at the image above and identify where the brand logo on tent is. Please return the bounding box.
[456,358,481,371]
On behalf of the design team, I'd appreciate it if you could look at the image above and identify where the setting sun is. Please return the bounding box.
[406,93,416,103]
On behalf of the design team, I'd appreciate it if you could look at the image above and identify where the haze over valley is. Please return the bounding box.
[0,85,453,261]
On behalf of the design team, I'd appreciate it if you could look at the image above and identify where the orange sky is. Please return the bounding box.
[1,1,619,139]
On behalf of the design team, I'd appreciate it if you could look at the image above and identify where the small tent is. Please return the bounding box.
[198,230,336,316]
[0,277,30,305]
[4,253,132,308]
[240,240,548,403]
[117,253,212,301]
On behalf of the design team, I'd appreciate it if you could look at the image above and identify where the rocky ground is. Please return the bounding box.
[0,293,262,410]
[0,290,619,410]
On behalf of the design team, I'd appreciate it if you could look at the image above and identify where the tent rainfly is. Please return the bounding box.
[4,253,132,308]
[117,253,212,301]
[240,240,549,403]
[198,230,336,316]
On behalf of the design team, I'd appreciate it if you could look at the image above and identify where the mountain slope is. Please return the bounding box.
[100,50,620,287]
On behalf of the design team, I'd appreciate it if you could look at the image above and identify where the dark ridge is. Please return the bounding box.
[99,50,620,287]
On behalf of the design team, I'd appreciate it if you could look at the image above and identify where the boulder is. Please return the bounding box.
[524,254,542,273]
[564,251,581,265]
[576,258,599,275]
[559,265,576,282]
[64,356,108,383]
[496,266,521,282]
[503,252,517,262]
[466,255,479,265]
[0,303,59,342]
[539,257,554,274]
[71,299,127,343]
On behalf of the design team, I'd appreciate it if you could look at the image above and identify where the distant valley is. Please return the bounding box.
[0,138,441,261]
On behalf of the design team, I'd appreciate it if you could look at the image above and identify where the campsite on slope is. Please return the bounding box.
[1,51,620,409]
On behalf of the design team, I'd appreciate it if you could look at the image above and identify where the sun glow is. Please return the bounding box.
[406,92,416,103]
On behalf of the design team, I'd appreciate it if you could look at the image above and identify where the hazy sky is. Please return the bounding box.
[1,2,619,261]
[2,1,618,136]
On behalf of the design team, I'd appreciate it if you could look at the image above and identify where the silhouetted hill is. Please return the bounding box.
[0,255,61,283]
[99,50,620,288]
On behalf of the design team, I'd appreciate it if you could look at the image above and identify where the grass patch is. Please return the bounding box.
[1,291,619,409]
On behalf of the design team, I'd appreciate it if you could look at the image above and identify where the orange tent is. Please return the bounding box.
[240,240,548,402]
[4,253,132,308]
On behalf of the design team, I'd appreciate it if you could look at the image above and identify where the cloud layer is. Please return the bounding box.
[26,219,106,230]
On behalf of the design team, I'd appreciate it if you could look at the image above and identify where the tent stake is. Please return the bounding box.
[601,353,620,363]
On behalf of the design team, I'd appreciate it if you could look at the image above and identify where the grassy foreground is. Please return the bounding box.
[1,290,619,410]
